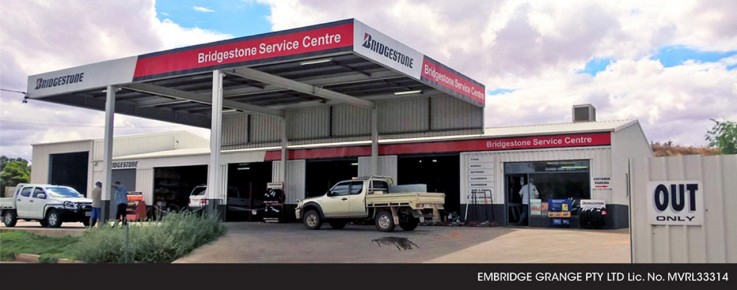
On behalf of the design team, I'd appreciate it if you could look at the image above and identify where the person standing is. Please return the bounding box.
[112,181,128,227]
[518,177,539,226]
[89,181,102,228]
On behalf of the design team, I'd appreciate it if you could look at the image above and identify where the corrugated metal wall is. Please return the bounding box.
[93,134,182,160]
[173,131,210,149]
[378,98,429,133]
[250,114,281,143]
[135,168,154,205]
[631,155,737,263]
[431,95,483,130]
[272,160,306,204]
[332,104,370,136]
[222,114,249,146]
[460,147,613,205]
[287,107,329,140]
[358,156,398,182]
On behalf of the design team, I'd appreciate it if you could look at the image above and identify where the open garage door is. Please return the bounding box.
[226,162,272,221]
[398,154,460,215]
[305,159,358,198]
[49,152,88,196]
[153,165,207,211]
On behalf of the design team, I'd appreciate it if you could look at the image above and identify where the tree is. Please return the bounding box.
[0,158,31,194]
[705,119,737,154]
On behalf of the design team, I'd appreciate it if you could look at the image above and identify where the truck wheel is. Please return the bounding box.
[399,216,419,231]
[303,209,322,230]
[329,220,348,229]
[40,220,48,227]
[3,210,17,227]
[82,219,90,227]
[46,209,63,228]
[375,211,395,232]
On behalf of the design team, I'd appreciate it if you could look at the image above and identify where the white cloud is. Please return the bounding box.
[0,0,220,160]
[1,0,736,163]
[259,0,737,146]
[193,6,215,13]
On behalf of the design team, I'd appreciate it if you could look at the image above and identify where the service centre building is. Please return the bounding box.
[27,19,652,228]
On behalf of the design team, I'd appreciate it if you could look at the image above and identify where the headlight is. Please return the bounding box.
[63,201,77,209]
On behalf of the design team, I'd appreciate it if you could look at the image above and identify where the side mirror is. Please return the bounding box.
[37,193,47,199]
[327,191,335,197]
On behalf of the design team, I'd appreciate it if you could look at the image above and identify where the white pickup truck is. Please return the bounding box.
[295,176,445,232]
[0,183,93,227]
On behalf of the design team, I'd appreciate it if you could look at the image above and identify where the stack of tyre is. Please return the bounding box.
[579,207,606,229]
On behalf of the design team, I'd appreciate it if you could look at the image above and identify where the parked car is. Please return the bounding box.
[0,183,93,227]
[188,186,261,213]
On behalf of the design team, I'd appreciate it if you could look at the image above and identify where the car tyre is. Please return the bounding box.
[399,215,419,231]
[375,211,395,232]
[39,219,48,227]
[46,209,63,228]
[303,209,322,230]
[82,219,90,227]
[3,210,17,227]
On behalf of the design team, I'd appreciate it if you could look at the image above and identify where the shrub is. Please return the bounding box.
[72,211,226,263]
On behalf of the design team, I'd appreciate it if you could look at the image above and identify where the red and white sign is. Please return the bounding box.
[593,177,611,189]
[420,57,485,107]
[133,21,354,80]
[353,20,423,80]
[28,19,487,110]
[265,132,611,161]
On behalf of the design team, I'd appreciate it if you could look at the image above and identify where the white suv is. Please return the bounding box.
[188,185,208,211]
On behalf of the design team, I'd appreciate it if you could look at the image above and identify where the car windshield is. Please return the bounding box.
[191,187,206,196]
[45,186,83,198]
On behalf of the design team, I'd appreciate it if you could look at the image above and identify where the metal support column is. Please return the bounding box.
[207,70,224,217]
[280,116,288,183]
[101,85,115,223]
[371,107,378,176]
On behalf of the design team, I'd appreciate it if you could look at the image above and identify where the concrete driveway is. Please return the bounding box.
[174,222,631,263]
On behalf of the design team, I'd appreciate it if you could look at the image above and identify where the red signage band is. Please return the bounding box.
[420,57,485,105]
[133,23,354,79]
[264,132,611,161]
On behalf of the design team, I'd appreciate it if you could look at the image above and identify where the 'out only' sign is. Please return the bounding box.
[647,181,703,225]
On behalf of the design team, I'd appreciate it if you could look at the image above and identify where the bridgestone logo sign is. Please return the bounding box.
[647,181,703,225]
[35,73,84,90]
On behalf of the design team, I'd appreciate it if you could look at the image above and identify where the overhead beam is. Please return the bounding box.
[227,67,374,109]
[123,82,284,117]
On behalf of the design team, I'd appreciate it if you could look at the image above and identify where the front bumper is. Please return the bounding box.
[58,208,92,222]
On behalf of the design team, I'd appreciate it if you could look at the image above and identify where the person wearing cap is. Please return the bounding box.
[89,181,102,228]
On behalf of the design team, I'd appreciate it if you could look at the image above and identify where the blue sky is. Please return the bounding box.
[156,0,272,37]
[579,47,737,76]
[2,1,736,160]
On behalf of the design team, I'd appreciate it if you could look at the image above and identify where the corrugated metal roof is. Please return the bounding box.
[32,130,207,146]
[114,148,209,160]
[59,119,640,160]
[483,119,637,137]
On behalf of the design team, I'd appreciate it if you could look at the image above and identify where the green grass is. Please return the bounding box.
[72,211,227,263]
[0,231,80,262]
[0,212,226,263]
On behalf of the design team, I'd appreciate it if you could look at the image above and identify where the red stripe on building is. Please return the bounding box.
[133,23,354,78]
[264,132,611,161]
[420,57,485,105]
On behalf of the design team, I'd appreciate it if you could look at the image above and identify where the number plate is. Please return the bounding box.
[85,212,91,216]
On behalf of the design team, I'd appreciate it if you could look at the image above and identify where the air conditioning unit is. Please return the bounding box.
[573,104,596,122]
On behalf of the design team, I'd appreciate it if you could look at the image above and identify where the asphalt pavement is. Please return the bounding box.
[0,220,630,263]
[173,222,631,263]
